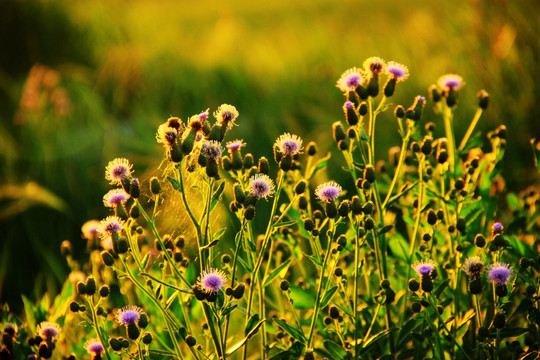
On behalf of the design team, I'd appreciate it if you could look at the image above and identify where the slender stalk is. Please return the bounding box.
[87,297,112,360]
[442,105,457,175]
[307,220,335,348]
[382,126,412,209]
[458,108,483,151]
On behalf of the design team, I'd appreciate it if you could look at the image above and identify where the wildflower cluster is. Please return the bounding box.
[3,56,539,360]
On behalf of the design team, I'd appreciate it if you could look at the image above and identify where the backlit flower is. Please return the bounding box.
[413,260,437,276]
[203,141,224,161]
[226,139,246,153]
[275,133,303,156]
[250,174,275,199]
[437,74,465,91]
[115,306,143,325]
[462,256,484,277]
[99,216,124,236]
[105,158,133,185]
[36,321,61,340]
[198,268,228,294]
[315,181,342,202]
[82,220,101,240]
[103,189,130,208]
[156,123,178,146]
[84,338,104,356]
[336,67,365,92]
[363,57,386,77]
[386,61,409,82]
[214,104,239,130]
[488,263,512,285]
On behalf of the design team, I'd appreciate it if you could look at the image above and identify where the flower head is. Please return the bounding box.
[115,305,143,325]
[99,216,124,236]
[488,263,512,285]
[492,222,504,233]
[250,174,275,199]
[198,109,210,121]
[203,141,224,161]
[413,260,437,276]
[344,101,354,109]
[363,57,386,77]
[156,123,179,146]
[275,133,303,156]
[84,338,104,356]
[315,181,342,203]
[103,189,130,208]
[82,220,101,240]
[105,158,133,185]
[385,61,409,82]
[437,74,465,91]
[198,268,228,294]
[188,113,208,131]
[214,104,239,130]
[226,139,246,152]
[336,67,365,92]
[463,256,484,277]
[36,321,61,340]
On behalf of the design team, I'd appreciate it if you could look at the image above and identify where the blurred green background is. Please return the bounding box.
[1,0,539,312]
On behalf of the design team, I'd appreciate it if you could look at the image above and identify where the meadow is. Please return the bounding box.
[1,0,540,359]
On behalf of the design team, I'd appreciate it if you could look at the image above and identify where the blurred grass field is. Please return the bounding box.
[1,0,539,312]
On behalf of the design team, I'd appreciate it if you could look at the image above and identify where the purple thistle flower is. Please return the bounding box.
[199,108,210,120]
[198,268,228,294]
[438,74,465,91]
[36,321,61,340]
[99,216,124,235]
[105,158,133,185]
[156,123,178,146]
[315,181,342,203]
[103,189,130,208]
[336,68,365,92]
[344,101,354,109]
[275,133,303,156]
[413,260,437,276]
[84,338,104,355]
[250,174,275,199]
[226,139,246,152]
[492,222,503,233]
[488,263,512,285]
[214,104,239,130]
[203,141,224,161]
[385,61,409,81]
[115,305,143,325]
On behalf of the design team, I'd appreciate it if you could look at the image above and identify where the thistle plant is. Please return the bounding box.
[2,56,540,360]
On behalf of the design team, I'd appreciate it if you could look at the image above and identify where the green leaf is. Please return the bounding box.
[263,258,292,287]
[167,176,181,190]
[457,309,476,330]
[305,254,322,267]
[274,318,306,344]
[320,286,338,309]
[200,239,219,250]
[213,228,226,242]
[359,328,398,355]
[236,255,252,272]
[245,314,261,335]
[386,181,418,207]
[289,286,315,309]
[210,181,225,211]
[378,225,393,235]
[490,327,528,339]
[22,295,37,331]
[323,340,347,360]
[221,303,237,317]
[397,318,423,348]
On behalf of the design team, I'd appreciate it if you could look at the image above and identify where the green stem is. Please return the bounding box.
[382,126,412,209]
[458,108,483,151]
[307,220,335,348]
[88,297,112,360]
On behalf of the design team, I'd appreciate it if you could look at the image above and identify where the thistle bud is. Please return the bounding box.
[117,237,129,254]
[298,196,308,210]
[469,277,483,294]
[295,180,307,194]
[362,201,374,215]
[128,179,139,199]
[343,101,358,126]
[364,165,376,183]
[245,205,256,220]
[138,313,149,329]
[232,283,245,299]
[338,139,348,151]
[325,202,338,219]
[181,129,197,155]
[77,281,86,295]
[367,74,379,97]
[192,285,207,301]
[477,90,489,110]
[364,217,374,230]
[279,154,292,171]
[394,105,405,118]
[421,138,433,155]
[130,204,139,219]
[169,142,183,162]
[99,285,110,298]
[150,177,161,195]
[384,77,397,97]
[338,200,350,217]
[243,154,254,169]
[306,142,318,156]
[142,333,152,345]
[408,278,420,292]
[206,159,219,178]
[332,122,346,142]
[222,156,232,171]
[303,219,315,231]
[421,274,433,293]
[280,280,290,291]
[185,335,197,347]
[351,196,362,215]
[234,184,245,205]
[101,251,114,266]
[359,102,368,116]
[258,157,270,175]
[495,283,508,297]
[427,210,437,225]
[493,311,506,329]
[429,85,441,103]
[127,323,140,340]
